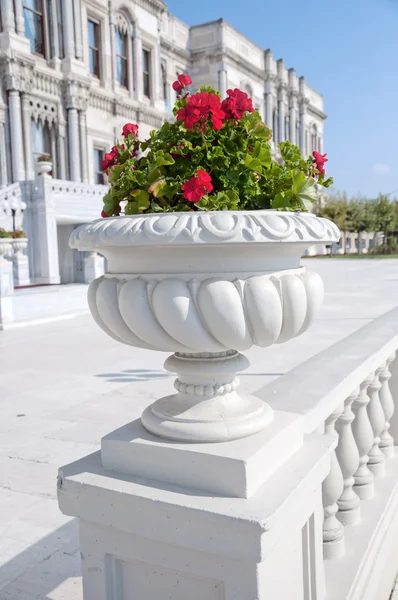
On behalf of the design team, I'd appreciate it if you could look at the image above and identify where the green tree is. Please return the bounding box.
[370,194,396,246]
[315,192,348,253]
[346,199,373,254]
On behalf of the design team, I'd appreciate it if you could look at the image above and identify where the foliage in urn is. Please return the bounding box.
[37,153,52,163]
[0,228,12,238]
[10,230,26,239]
[101,77,333,217]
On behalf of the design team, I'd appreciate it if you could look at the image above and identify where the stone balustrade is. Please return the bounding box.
[256,305,398,600]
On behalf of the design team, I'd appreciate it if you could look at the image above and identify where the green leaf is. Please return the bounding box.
[125,201,141,215]
[272,191,295,209]
[244,154,263,173]
[108,164,124,184]
[148,166,166,185]
[252,142,271,167]
[153,151,175,167]
[130,189,150,209]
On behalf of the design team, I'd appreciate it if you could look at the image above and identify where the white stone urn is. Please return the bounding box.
[37,161,52,176]
[0,238,12,260]
[10,237,28,255]
[70,210,339,442]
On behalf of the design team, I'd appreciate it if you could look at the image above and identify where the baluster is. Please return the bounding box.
[335,387,361,526]
[322,403,345,559]
[379,353,396,459]
[352,374,374,500]
[367,367,385,477]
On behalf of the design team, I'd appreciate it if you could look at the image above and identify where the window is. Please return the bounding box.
[296,120,300,147]
[55,0,64,58]
[88,19,100,77]
[93,148,105,184]
[23,0,45,55]
[311,125,318,152]
[142,49,151,98]
[161,60,167,100]
[116,29,128,87]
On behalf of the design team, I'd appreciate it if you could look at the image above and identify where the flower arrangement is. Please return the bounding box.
[0,228,12,238]
[101,75,333,217]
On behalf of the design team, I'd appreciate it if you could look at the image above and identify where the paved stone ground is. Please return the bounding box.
[1,258,398,600]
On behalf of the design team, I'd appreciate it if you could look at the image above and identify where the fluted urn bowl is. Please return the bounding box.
[70,210,339,442]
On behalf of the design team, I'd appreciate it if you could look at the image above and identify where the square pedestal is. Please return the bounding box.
[101,411,303,498]
[58,433,334,600]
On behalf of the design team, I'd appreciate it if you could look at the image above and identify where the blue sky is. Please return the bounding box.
[168,0,398,198]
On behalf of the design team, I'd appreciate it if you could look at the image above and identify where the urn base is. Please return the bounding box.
[141,350,273,442]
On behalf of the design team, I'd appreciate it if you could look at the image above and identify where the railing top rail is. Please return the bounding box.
[255,306,398,433]
[50,179,108,198]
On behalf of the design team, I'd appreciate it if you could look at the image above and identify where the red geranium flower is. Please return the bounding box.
[122,123,139,138]
[313,151,328,175]
[100,145,119,171]
[181,170,213,203]
[221,88,254,121]
[172,73,192,93]
[177,92,225,131]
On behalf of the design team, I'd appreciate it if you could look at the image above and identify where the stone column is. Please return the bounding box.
[30,171,61,284]
[68,108,81,181]
[278,86,287,143]
[0,121,8,186]
[133,32,143,102]
[289,93,298,145]
[8,90,25,182]
[50,126,57,178]
[0,240,14,327]
[21,94,34,180]
[63,0,76,58]
[79,111,88,183]
[73,0,83,59]
[299,99,308,154]
[0,0,15,33]
[265,90,273,131]
[83,252,104,283]
[219,69,228,98]
[13,0,25,35]
[57,124,67,180]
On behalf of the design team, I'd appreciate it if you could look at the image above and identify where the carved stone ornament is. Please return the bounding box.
[70,210,339,443]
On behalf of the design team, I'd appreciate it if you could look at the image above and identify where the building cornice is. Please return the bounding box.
[191,47,266,83]
[307,105,327,120]
[160,37,190,62]
[133,0,167,17]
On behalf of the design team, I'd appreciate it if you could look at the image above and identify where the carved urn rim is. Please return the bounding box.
[69,210,340,251]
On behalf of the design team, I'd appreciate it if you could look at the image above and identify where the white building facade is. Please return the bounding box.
[0,0,327,285]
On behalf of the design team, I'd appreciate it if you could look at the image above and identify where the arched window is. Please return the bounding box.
[311,124,317,152]
[244,84,253,98]
[116,29,128,88]
[31,119,52,173]
[114,12,134,91]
